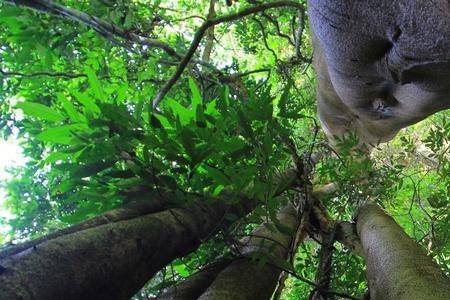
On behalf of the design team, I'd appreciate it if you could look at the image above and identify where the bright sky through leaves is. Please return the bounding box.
[0,138,26,237]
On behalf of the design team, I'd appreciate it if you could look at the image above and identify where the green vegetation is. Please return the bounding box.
[0,1,448,299]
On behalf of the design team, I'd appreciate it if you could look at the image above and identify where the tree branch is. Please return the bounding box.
[1,0,181,59]
[151,0,306,108]
[0,68,164,84]
[0,68,86,79]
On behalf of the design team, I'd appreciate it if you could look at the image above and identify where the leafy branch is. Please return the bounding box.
[2,0,181,58]
[151,0,306,107]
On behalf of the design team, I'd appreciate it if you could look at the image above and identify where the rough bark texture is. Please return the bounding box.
[310,197,363,256]
[197,203,306,300]
[357,203,450,300]
[157,260,231,300]
[0,192,255,300]
[310,230,335,300]
[0,195,169,259]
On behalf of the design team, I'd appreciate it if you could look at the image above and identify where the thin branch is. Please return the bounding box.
[310,224,336,300]
[269,263,359,300]
[294,9,306,60]
[152,0,306,108]
[0,68,164,84]
[252,16,279,62]
[0,68,86,79]
[2,0,181,59]
[262,12,295,46]
[237,68,271,77]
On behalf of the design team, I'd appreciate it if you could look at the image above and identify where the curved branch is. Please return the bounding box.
[151,0,306,108]
[1,0,181,59]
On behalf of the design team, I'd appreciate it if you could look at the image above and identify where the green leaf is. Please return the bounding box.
[189,77,202,113]
[203,165,230,185]
[73,91,101,116]
[44,151,71,164]
[35,124,85,145]
[212,184,225,196]
[174,264,190,277]
[16,102,65,122]
[216,137,246,153]
[277,80,295,117]
[85,66,105,100]
[166,98,194,126]
[57,93,86,123]
[153,113,171,129]
[224,85,230,106]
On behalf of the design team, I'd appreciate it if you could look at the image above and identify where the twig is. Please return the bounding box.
[262,12,295,46]
[151,0,306,108]
[252,16,279,62]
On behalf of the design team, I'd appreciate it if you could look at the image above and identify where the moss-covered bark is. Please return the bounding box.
[0,192,254,300]
[357,203,450,300]
[197,203,307,300]
[157,260,231,300]
[0,194,169,259]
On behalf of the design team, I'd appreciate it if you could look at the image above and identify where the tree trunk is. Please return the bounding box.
[0,192,255,300]
[157,260,231,300]
[0,194,169,259]
[197,202,308,300]
[356,203,450,300]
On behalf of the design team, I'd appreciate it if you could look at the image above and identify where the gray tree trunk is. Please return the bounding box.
[357,203,450,300]
[0,192,256,300]
[156,260,231,300]
[197,203,307,300]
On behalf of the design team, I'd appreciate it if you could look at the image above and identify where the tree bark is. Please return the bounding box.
[356,203,450,300]
[0,192,255,300]
[0,194,169,259]
[156,260,231,300]
[201,0,216,63]
[310,229,335,300]
[310,196,363,257]
[197,203,308,300]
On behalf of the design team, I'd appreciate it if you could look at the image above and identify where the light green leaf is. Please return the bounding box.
[57,93,86,123]
[174,264,190,277]
[73,91,101,116]
[44,151,71,164]
[166,98,194,126]
[85,66,105,100]
[35,124,85,145]
[16,102,65,122]
[189,77,202,113]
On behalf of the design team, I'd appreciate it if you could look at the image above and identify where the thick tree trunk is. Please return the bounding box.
[197,203,308,300]
[0,192,255,300]
[356,203,450,300]
[0,194,169,259]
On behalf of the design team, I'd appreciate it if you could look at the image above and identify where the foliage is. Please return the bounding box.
[0,0,449,299]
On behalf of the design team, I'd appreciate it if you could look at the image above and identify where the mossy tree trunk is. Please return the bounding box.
[196,202,308,300]
[357,203,450,300]
[0,192,256,300]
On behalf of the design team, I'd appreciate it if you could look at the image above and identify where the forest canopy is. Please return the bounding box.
[0,0,449,299]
